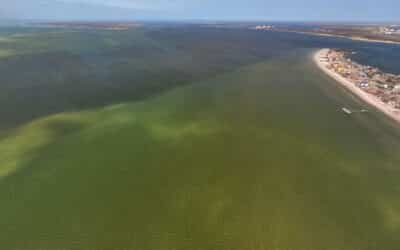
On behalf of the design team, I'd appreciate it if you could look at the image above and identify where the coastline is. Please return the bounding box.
[284,30,400,45]
[313,49,400,125]
[348,36,400,45]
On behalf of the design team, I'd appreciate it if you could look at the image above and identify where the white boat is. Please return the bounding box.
[342,107,368,114]
[342,107,353,114]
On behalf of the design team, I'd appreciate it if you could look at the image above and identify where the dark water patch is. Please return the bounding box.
[0,28,289,130]
[2,27,399,131]
[349,44,400,75]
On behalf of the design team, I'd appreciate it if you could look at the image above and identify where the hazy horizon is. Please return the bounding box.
[1,0,399,23]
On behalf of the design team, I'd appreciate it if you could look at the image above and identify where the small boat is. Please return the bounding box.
[342,107,368,115]
[342,107,352,114]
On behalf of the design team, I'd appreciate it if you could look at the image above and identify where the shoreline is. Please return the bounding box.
[348,36,400,45]
[283,30,400,45]
[313,49,400,125]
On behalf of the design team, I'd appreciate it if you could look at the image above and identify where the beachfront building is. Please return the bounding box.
[321,49,400,110]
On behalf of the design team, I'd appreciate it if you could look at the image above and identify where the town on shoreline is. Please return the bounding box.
[248,24,400,45]
[315,48,400,123]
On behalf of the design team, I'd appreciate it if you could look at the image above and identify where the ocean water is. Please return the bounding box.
[0,26,400,250]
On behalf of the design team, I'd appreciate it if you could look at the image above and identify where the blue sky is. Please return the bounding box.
[1,0,399,22]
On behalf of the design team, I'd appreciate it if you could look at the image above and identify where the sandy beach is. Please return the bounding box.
[348,36,400,45]
[314,48,400,125]
[281,30,400,45]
